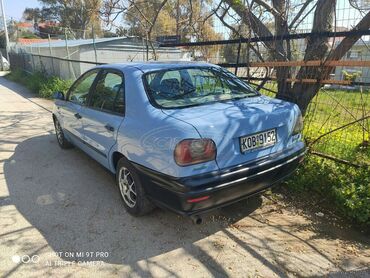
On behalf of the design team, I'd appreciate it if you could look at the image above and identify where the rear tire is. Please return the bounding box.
[116,157,154,216]
[53,117,73,149]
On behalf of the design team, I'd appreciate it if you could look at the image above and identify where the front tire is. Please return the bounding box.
[53,117,73,149]
[116,157,154,216]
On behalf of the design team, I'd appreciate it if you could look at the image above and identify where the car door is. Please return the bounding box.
[59,69,99,146]
[81,69,125,167]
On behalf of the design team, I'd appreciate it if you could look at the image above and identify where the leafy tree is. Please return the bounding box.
[23,0,103,39]
[123,0,172,39]
[172,0,221,60]
[102,0,221,60]
[115,26,129,36]
[23,8,48,22]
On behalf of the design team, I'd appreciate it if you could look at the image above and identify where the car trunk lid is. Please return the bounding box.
[162,96,298,170]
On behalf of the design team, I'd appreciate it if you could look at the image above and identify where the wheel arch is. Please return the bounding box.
[52,113,62,126]
[111,151,125,173]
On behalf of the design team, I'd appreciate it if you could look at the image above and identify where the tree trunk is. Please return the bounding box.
[289,0,336,114]
[272,0,292,101]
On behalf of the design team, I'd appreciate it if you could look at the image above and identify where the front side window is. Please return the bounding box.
[68,70,98,105]
[89,71,124,114]
[144,67,258,109]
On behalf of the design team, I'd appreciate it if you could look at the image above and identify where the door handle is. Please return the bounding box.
[105,124,115,132]
[74,113,82,119]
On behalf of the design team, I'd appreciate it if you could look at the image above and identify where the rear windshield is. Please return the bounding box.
[143,67,259,109]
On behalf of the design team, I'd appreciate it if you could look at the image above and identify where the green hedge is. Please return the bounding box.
[6,69,72,99]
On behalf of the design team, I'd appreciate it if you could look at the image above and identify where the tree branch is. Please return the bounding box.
[289,0,314,29]
[224,0,274,49]
[254,0,280,18]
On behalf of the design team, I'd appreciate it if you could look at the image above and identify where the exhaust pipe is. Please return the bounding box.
[191,215,202,225]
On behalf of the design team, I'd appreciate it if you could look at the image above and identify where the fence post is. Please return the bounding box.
[30,45,35,72]
[38,45,42,72]
[142,37,146,61]
[146,36,149,61]
[92,26,98,64]
[64,29,76,79]
[235,36,242,75]
[22,50,26,70]
[48,34,55,75]
[0,50,4,71]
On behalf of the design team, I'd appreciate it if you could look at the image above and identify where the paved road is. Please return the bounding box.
[0,76,369,277]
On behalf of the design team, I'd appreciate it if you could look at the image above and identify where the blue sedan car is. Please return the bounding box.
[53,62,305,218]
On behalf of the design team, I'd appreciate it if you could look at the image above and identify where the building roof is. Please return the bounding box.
[23,36,181,53]
[37,21,59,28]
[18,38,61,45]
[18,21,59,28]
[26,36,140,48]
[17,22,33,28]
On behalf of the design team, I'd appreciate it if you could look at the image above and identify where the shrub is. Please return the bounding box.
[6,69,72,99]
[6,69,28,85]
[25,71,45,93]
[342,70,362,82]
[39,76,73,98]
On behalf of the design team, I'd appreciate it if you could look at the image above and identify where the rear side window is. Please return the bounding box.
[68,70,99,105]
[89,71,124,115]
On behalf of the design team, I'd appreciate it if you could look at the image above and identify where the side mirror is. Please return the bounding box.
[53,91,65,100]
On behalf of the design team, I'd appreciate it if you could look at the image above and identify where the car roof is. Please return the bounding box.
[97,61,219,73]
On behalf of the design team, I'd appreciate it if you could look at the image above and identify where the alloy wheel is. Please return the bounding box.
[55,120,63,145]
[118,167,137,208]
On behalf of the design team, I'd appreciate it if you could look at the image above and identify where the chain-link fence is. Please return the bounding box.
[9,36,182,80]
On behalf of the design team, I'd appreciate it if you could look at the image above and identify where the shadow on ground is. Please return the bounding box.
[3,133,264,275]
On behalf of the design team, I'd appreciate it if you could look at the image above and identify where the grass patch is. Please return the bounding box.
[297,90,369,225]
[286,155,370,225]
[254,82,369,224]
[6,69,72,99]
[304,89,370,165]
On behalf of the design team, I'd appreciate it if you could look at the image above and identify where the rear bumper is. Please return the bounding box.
[133,144,306,216]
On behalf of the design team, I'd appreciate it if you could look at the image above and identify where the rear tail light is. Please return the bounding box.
[174,139,216,166]
[292,112,304,135]
[187,196,210,203]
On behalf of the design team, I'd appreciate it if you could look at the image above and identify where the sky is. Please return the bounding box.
[1,0,364,33]
[4,0,40,21]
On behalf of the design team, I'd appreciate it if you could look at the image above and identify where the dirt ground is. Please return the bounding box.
[0,76,369,277]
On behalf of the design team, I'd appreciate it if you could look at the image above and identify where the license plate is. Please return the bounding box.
[240,129,277,153]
